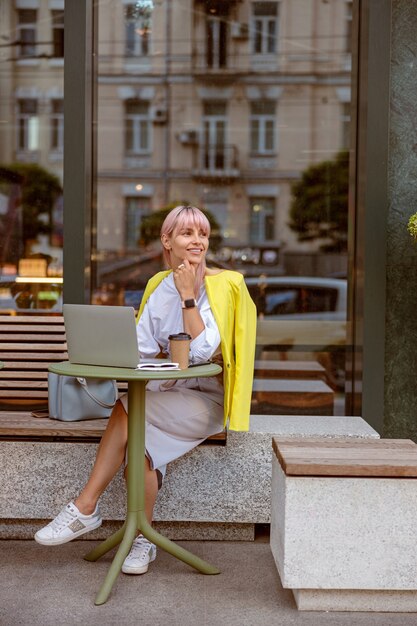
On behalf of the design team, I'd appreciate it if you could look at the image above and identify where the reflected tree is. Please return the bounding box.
[3,163,62,256]
[289,150,349,252]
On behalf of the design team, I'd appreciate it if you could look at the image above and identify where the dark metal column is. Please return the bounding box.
[63,0,96,303]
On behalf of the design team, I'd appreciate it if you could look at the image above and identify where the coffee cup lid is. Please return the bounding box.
[168,333,191,340]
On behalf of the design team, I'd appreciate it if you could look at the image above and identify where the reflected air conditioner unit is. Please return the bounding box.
[178,129,199,145]
[150,106,168,124]
[231,22,249,39]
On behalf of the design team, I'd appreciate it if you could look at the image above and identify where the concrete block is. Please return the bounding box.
[270,455,417,611]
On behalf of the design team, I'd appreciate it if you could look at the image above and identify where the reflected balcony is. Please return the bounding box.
[192,144,240,181]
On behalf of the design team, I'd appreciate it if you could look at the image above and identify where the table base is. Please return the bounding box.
[84,510,220,605]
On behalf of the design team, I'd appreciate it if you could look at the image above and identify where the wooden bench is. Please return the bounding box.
[270,437,417,612]
[0,315,224,443]
[252,378,334,415]
[254,359,326,380]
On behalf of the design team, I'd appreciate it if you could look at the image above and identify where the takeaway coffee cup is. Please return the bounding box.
[168,333,191,369]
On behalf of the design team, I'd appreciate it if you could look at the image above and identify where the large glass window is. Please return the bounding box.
[92,0,355,417]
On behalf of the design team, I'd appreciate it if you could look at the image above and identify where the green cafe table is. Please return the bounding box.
[48,361,222,605]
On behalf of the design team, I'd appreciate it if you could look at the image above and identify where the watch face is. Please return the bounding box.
[184,299,196,308]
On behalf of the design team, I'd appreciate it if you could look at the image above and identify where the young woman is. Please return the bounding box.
[35,205,256,575]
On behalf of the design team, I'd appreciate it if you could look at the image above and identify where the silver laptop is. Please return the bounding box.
[63,304,141,368]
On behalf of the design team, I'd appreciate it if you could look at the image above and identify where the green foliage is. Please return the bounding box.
[139,203,222,251]
[6,163,62,242]
[407,212,417,240]
[289,150,349,252]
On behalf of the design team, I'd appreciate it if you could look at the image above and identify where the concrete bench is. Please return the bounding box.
[270,437,417,612]
[252,379,334,415]
[0,415,379,541]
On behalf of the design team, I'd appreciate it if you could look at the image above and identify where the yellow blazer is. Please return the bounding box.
[137,269,257,431]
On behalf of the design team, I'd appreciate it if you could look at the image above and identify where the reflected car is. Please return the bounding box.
[245,276,347,320]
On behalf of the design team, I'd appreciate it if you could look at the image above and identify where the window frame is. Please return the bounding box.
[124,3,152,57]
[51,10,65,58]
[250,101,276,154]
[50,99,64,152]
[16,98,39,151]
[16,8,37,58]
[124,100,152,155]
[251,2,278,55]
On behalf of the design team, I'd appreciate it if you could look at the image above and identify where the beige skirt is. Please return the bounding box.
[120,384,224,477]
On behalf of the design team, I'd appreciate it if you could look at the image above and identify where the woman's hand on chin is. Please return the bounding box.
[173,259,196,299]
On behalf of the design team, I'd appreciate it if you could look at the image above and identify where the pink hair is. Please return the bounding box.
[160,205,210,298]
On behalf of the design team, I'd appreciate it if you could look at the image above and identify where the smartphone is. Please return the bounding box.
[188,361,212,368]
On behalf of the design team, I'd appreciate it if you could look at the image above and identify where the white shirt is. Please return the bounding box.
[137,273,223,396]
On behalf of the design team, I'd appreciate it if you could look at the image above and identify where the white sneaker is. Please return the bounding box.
[34,501,102,546]
[122,535,156,575]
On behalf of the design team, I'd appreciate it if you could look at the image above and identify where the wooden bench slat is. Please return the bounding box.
[0,413,109,437]
[273,438,417,477]
[253,379,332,393]
[0,381,48,389]
[0,412,226,442]
[0,372,48,379]
[0,315,64,323]
[273,437,416,449]
[0,355,57,368]
[0,323,65,331]
[0,334,66,341]
[0,352,68,360]
[1,343,68,351]
[0,390,49,398]
[254,360,326,380]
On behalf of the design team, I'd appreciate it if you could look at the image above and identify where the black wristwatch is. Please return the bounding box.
[181,298,197,309]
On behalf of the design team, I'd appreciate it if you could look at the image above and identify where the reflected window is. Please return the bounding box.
[202,102,227,170]
[341,102,351,150]
[17,9,37,58]
[345,0,353,53]
[17,99,39,151]
[250,101,276,154]
[50,99,64,152]
[206,16,228,69]
[52,10,65,58]
[250,197,275,242]
[252,2,278,55]
[125,2,153,57]
[125,196,150,250]
[125,99,151,154]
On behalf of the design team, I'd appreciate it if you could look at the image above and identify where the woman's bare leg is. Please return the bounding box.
[74,399,159,524]
[74,400,128,515]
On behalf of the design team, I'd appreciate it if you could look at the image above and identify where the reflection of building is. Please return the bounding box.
[0,0,64,267]
[0,0,351,262]
[97,0,352,257]
[0,1,64,180]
